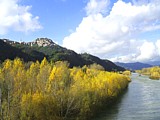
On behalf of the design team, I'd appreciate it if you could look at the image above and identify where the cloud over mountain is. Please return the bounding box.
[63,0,160,62]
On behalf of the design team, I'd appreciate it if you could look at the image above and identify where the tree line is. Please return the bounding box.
[136,66,160,80]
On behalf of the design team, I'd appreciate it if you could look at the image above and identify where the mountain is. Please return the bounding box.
[12,38,86,67]
[0,40,45,62]
[115,62,152,70]
[0,38,125,71]
[146,61,160,66]
[82,54,125,71]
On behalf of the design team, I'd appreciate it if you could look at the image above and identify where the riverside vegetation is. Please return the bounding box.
[0,58,130,120]
[136,66,160,80]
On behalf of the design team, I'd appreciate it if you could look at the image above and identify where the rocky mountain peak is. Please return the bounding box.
[33,38,56,47]
[1,38,56,47]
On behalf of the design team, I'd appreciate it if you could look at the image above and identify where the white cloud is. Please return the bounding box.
[156,40,160,55]
[85,0,110,15]
[136,41,157,61]
[63,0,160,62]
[112,40,160,62]
[0,0,42,34]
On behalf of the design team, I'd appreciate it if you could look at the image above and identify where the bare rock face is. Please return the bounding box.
[33,38,55,47]
[1,38,56,47]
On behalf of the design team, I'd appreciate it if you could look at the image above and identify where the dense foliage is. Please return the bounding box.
[136,66,160,80]
[122,70,131,76]
[0,58,130,120]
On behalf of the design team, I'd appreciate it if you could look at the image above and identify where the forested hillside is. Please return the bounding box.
[0,40,40,62]
[0,39,125,71]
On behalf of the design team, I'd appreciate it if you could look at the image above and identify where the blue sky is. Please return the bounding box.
[0,0,160,62]
[0,0,87,43]
[20,0,87,43]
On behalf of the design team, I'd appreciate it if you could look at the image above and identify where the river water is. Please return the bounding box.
[95,73,160,120]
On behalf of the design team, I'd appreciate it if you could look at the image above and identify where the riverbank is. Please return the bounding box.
[94,73,160,120]
[136,66,160,80]
[92,86,129,119]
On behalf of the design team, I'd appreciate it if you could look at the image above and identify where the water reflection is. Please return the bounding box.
[95,73,160,120]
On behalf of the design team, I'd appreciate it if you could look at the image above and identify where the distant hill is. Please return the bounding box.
[0,38,125,71]
[146,61,160,66]
[115,62,152,70]
[82,54,125,71]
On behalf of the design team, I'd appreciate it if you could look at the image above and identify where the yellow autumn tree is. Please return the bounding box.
[0,58,131,120]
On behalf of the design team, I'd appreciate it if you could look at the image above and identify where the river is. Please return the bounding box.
[95,73,160,120]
